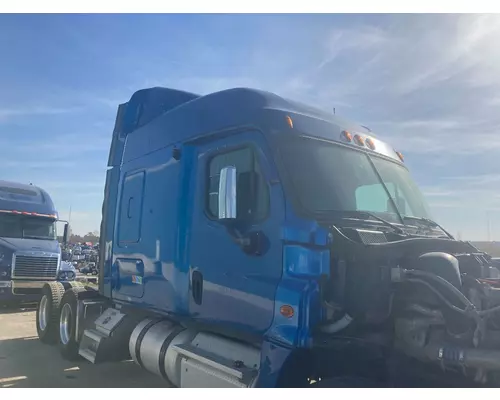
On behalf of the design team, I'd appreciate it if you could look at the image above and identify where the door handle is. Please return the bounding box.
[225,227,269,256]
[192,270,203,305]
[127,197,134,218]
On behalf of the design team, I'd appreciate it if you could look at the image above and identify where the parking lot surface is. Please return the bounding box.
[0,305,169,388]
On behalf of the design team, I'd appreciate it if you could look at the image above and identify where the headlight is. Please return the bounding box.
[59,270,75,280]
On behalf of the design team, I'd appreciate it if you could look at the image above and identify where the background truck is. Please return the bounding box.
[34,87,500,387]
[0,180,76,306]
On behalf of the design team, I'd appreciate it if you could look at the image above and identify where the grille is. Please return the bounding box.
[13,255,58,279]
[356,229,388,244]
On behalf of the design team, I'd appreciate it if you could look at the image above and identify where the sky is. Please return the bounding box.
[0,13,499,239]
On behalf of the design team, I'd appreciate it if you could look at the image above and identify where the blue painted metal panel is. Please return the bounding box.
[103,110,334,345]
[100,167,120,298]
[109,145,191,316]
[115,87,402,168]
[95,84,419,386]
[0,180,58,217]
[284,245,330,278]
[117,170,145,245]
[264,201,331,347]
[114,258,145,298]
[188,130,285,335]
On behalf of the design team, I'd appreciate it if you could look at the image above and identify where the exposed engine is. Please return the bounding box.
[322,226,500,386]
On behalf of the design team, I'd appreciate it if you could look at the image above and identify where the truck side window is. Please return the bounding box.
[207,146,269,221]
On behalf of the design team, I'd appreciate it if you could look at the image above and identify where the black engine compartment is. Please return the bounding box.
[319,226,500,386]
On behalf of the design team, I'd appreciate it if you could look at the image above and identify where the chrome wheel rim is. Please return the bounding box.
[60,303,72,345]
[39,295,48,331]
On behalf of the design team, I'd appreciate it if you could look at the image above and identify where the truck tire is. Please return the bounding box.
[61,281,84,291]
[58,286,100,360]
[36,282,66,344]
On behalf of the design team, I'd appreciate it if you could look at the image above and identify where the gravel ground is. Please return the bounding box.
[0,304,170,388]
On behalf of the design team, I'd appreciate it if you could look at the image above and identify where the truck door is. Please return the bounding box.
[112,169,146,299]
[189,130,284,336]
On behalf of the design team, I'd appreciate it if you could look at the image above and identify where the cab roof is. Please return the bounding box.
[115,87,401,165]
[0,180,58,217]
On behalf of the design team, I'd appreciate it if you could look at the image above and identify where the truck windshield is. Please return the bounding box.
[0,214,57,240]
[279,136,432,225]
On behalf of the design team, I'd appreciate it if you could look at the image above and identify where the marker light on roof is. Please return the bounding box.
[353,134,365,146]
[286,115,294,129]
[341,130,352,142]
[396,151,404,162]
[365,137,376,150]
[0,209,56,218]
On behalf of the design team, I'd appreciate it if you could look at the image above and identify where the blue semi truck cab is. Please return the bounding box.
[35,87,500,387]
[0,180,76,305]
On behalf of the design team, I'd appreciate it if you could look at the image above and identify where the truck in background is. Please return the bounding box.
[0,180,76,306]
[34,87,500,387]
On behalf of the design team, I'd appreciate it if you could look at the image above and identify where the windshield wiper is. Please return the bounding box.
[315,210,407,236]
[401,216,454,239]
[366,155,406,226]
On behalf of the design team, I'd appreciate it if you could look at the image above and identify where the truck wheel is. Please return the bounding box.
[36,282,66,344]
[58,286,100,360]
[61,281,84,290]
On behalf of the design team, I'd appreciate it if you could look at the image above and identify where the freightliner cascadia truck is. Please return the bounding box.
[0,180,76,306]
[34,87,500,387]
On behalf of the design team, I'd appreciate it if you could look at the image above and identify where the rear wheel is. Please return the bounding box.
[36,282,65,344]
[58,286,100,360]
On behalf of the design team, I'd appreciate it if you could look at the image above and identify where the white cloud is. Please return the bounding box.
[0,160,77,169]
[421,179,500,214]
[317,25,390,71]
[370,115,500,155]
[32,180,105,191]
[0,131,111,154]
[442,173,500,183]
[421,187,456,198]
[0,105,81,122]
[487,97,500,106]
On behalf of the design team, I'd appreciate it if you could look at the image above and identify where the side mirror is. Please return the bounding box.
[63,223,70,245]
[218,166,237,220]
